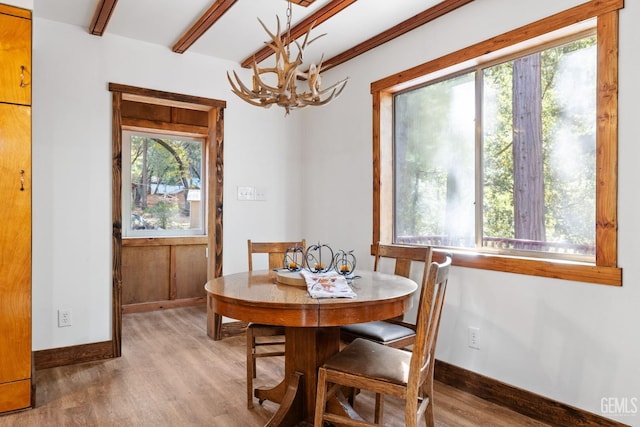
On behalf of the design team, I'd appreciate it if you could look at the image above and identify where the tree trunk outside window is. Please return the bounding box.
[512,53,545,241]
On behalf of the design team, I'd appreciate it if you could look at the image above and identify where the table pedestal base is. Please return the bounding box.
[256,326,340,426]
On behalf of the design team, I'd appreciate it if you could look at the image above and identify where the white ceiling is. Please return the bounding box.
[32,0,444,69]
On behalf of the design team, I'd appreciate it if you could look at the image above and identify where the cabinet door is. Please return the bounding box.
[0,9,31,105]
[0,103,31,385]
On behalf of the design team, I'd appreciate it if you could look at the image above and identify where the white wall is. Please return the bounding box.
[299,0,640,423]
[3,0,31,9]
[31,18,304,349]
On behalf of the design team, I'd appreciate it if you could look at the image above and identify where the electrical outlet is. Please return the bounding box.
[468,326,480,350]
[58,309,72,327]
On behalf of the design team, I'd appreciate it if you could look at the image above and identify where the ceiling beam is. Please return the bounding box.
[240,0,358,68]
[89,0,118,36]
[289,0,317,6]
[319,0,474,73]
[173,0,238,54]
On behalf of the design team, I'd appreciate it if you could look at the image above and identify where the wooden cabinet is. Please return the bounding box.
[0,4,32,413]
[0,5,31,106]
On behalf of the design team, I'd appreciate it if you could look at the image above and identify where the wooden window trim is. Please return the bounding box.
[371,0,622,286]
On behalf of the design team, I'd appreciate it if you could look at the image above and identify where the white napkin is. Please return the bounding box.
[300,270,357,299]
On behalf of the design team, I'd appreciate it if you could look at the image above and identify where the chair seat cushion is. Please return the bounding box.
[323,338,413,386]
[341,320,414,343]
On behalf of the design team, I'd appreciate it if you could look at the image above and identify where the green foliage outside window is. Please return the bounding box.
[394,35,596,256]
[129,134,203,233]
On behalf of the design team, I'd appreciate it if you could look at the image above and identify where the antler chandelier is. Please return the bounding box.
[227,1,348,115]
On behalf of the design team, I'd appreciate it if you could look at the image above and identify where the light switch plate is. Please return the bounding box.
[254,187,267,201]
[237,186,254,201]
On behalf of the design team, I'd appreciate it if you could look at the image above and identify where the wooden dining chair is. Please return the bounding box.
[246,239,306,409]
[340,242,432,348]
[314,253,452,426]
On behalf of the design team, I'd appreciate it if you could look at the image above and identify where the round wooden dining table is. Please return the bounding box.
[205,269,417,426]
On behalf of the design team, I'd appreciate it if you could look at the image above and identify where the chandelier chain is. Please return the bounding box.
[286,1,292,57]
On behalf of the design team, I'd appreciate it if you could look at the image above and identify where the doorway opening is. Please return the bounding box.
[110,83,225,356]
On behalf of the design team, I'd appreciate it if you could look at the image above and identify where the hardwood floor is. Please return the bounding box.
[0,306,549,426]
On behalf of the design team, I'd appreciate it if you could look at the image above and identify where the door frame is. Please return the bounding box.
[109,83,225,356]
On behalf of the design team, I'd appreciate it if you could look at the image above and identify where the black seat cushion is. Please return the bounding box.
[341,320,414,343]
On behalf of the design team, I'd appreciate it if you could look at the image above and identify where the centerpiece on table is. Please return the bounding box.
[333,249,357,276]
[277,243,357,298]
[305,242,334,273]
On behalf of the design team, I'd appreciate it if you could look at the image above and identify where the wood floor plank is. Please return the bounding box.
[0,306,550,426]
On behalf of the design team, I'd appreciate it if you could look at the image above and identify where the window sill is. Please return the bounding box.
[123,236,208,247]
[441,249,622,286]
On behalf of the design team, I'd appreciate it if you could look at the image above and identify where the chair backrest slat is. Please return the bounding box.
[410,254,452,388]
[247,239,306,271]
[373,242,432,279]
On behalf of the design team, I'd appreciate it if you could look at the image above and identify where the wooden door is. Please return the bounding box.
[0,103,32,411]
[0,6,31,106]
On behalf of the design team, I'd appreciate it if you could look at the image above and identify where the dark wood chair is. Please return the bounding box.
[340,242,433,348]
[314,253,452,426]
[246,239,306,409]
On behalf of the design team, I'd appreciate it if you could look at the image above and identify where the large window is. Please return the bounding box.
[372,2,622,285]
[394,35,597,261]
[122,131,205,237]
